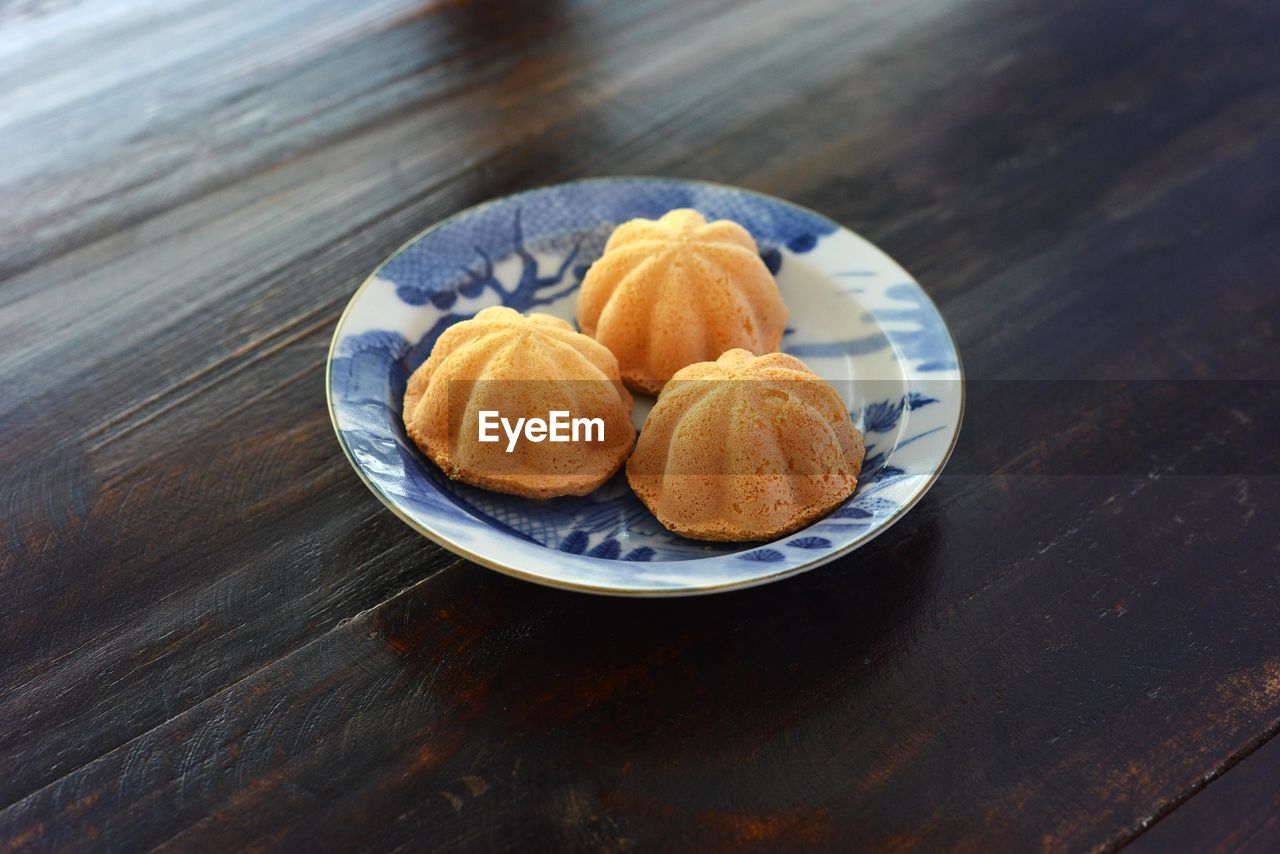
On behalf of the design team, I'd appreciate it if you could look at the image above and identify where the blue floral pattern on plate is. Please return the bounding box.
[327,177,962,595]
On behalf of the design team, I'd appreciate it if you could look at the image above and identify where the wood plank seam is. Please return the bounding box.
[1111,715,1280,851]
[81,295,347,442]
[0,555,466,816]
[84,311,339,455]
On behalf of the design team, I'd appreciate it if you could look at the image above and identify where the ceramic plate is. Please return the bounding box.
[327,177,962,596]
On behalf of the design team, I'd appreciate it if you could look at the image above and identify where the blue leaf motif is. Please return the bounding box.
[760,247,782,275]
[864,465,907,484]
[559,530,589,554]
[832,506,874,519]
[623,546,655,562]
[457,280,485,298]
[862,451,887,474]
[738,548,786,563]
[395,285,433,306]
[862,399,903,434]
[905,391,938,410]
[429,289,457,309]
[786,536,831,549]
[785,233,817,253]
[587,538,621,559]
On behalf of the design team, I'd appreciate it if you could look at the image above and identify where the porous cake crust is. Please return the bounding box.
[627,349,864,541]
[403,307,634,498]
[576,209,788,395]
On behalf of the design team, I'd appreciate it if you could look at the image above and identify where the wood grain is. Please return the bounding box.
[1,0,1278,849]
[1130,732,1280,853]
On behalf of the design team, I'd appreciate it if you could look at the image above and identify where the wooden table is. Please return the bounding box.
[2,0,1278,850]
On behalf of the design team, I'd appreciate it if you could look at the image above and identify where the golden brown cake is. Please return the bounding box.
[403,306,634,498]
[627,349,864,541]
[576,208,788,395]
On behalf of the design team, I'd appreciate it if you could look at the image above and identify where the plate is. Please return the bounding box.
[326,177,962,596]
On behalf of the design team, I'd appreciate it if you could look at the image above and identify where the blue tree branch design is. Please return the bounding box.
[422,207,583,311]
[402,207,586,368]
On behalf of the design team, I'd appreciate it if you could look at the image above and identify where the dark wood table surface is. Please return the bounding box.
[3,0,1278,850]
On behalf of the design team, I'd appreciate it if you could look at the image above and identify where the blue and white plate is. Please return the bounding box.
[327,177,962,596]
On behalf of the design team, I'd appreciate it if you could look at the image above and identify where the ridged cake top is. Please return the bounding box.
[627,349,864,541]
[402,307,634,498]
[576,209,789,395]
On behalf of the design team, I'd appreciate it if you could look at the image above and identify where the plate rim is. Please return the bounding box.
[325,175,965,597]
